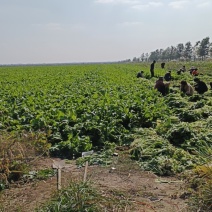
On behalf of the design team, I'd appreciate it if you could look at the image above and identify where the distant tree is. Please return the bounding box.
[159,49,164,60]
[140,53,145,62]
[132,57,140,62]
[161,47,170,61]
[145,53,149,61]
[165,46,177,60]
[192,41,200,61]
[197,37,210,60]
[155,49,160,60]
[209,43,212,57]
[122,59,131,62]
[135,36,211,64]
[184,42,193,60]
[176,43,184,60]
[149,51,158,61]
[172,46,178,60]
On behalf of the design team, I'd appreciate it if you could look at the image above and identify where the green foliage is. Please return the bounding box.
[36,169,56,180]
[76,149,114,167]
[142,156,190,176]
[130,128,198,175]
[0,64,169,157]
[37,181,101,212]
[166,123,194,146]
[188,94,202,102]
[23,169,56,181]
[206,116,212,127]
[0,62,211,177]
[190,100,205,109]
[178,109,202,122]
[0,183,6,191]
[156,116,179,135]
[166,96,188,108]
[76,141,116,167]
[37,181,130,212]
[50,136,92,158]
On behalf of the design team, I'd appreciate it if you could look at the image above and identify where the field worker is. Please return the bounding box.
[150,60,156,78]
[137,71,144,78]
[154,77,170,96]
[182,65,186,72]
[177,69,182,75]
[192,68,199,76]
[189,67,199,76]
[161,62,165,69]
[164,71,172,81]
[189,67,195,74]
[180,80,194,96]
[210,82,212,90]
[194,78,208,94]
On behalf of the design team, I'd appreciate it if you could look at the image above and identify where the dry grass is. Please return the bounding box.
[0,131,51,188]
[187,164,212,211]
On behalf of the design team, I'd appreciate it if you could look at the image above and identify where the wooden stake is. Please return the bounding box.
[57,167,62,190]
[83,161,88,182]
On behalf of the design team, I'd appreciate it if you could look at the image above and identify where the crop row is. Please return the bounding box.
[0,64,169,158]
[0,63,211,175]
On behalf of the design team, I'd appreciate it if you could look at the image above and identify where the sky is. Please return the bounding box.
[0,0,212,64]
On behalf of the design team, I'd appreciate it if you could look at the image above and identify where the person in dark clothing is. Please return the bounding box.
[161,62,165,69]
[182,65,186,72]
[194,78,208,94]
[154,77,170,96]
[137,71,144,78]
[189,67,195,74]
[177,69,182,75]
[150,60,156,77]
[164,71,172,81]
[210,82,212,90]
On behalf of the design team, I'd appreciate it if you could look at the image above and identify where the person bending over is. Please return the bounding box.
[161,62,165,69]
[154,77,170,96]
[137,71,144,78]
[180,80,194,96]
[194,78,208,94]
[164,71,172,81]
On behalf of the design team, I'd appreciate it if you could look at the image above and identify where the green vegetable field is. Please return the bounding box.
[0,62,211,176]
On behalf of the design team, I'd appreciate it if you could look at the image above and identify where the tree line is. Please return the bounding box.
[131,36,212,62]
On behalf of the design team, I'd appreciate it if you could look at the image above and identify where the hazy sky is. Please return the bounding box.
[0,0,211,64]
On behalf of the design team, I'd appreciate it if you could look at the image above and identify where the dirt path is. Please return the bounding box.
[0,154,189,212]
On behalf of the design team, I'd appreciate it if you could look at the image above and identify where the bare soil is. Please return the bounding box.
[0,151,189,212]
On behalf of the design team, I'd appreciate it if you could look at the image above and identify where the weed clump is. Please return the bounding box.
[37,181,131,212]
[186,165,212,212]
[166,123,194,146]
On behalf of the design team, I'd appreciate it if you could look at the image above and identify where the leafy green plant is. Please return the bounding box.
[0,62,211,176]
[178,109,202,122]
[0,183,6,191]
[190,100,205,109]
[22,169,56,182]
[37,180,130,212]
[36,169,56,180]
[130,129,198,175]
[188,94,203,102]
[76,142,116,167]
[166,123,194,146]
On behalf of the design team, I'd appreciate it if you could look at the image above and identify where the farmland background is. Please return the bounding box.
[0,62,211,175]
